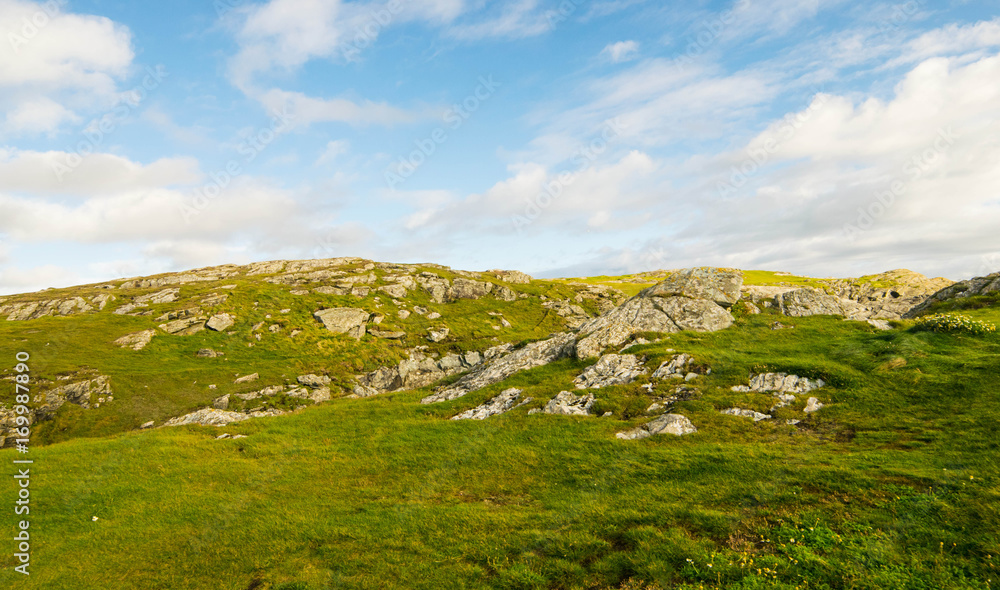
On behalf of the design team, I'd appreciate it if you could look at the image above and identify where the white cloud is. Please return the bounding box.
[0,149,203,195]
[0,0,134,135]
[446,0,552,41]
[405,150,660,234]
[315,139,350,165]
[228,0,465,87]
[898,18,1000,64]
[600,40,639,63]
[0,180,298,243]
[0,263,82,294]
[517,59,775,167]
[257,88,417,128]
[2,97,79,135]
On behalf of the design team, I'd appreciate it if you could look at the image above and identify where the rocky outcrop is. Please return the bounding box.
[113,329,155,351]
[573,354,647,389]
[542,300,592,330]
[731,373,826,414]
[314,307,372,339]
[731,373,825,394]
[427,327,449,342]
[804,397,824,413]
[421,333,577,403]
[721,408,772,421]
[159,316,206,335]
[206,313,235,331]
[1,293,114,321]
[774,288,866,319]
[355,348,491,396]
[741,285,797,306]
[904,272,1000,318]
[1,374,115,446]
[450,278,493,300]
[34,375,112,418]
[825,270,953,319]
[451,388,531,420]
[616,414,697,439]
[163,408,253,427]
[541,391,594,416]
[651,353,698,379]
[641,268,743,307]
[575,268,741,359]
[297,374,331,388]
[119,266,239,289]
[234,373,259,384]
[489,270,532,284]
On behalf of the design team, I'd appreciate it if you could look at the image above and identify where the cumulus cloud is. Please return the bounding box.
[600,40,639,63]
[258,88,416,128]
[0,149,203,195]
[0,0,134,135]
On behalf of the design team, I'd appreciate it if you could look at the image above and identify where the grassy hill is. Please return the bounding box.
[0,260,997,589]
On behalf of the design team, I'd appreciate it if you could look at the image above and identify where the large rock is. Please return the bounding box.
[163,408,250,427]
[314,307,371,339]
[731,373,824,394]
[113,329,155,351]
[775,288,864,319]
[904,272,1000,318]
[449,278,493,300]
[355,349,489,396]
[576,296,733,359]
[542,391,595,416]
[641,268,743,307]
[421,333,577,403]
[206,313,235,331]
[159,316,206,335]
[489,269,532,284]
[297,374,331,388]
[573,354,647,389]
[616,413,697,439]
[451,388,530,420]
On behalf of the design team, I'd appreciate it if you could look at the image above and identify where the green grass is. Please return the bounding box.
[2,293,999,589]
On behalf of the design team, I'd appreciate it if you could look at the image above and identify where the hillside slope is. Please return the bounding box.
[1,260,997,590]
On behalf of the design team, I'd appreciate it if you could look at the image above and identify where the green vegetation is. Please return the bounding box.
[0,266,998,589]
[915,313,996,335]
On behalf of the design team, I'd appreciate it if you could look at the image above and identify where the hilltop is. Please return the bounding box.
[0,259,998,590]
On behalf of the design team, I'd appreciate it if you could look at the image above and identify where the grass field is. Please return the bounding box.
[2,284,997,589]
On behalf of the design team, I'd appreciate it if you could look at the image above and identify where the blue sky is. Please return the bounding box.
[0,0,999,294]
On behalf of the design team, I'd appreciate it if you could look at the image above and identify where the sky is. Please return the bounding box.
[0,0,999,294]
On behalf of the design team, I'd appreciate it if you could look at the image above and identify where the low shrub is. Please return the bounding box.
[914,313,996,335]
